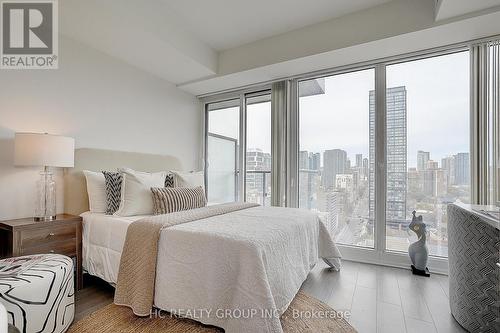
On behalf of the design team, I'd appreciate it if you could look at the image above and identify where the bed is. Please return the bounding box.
[64,148,342,333]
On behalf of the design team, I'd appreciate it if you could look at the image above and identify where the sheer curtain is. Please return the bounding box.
[271,81,290,207]
[470,39,500,205]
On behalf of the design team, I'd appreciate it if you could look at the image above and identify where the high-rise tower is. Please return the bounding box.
[369,87,407,224]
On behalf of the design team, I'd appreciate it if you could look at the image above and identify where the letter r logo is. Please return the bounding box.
[2,2,53,54]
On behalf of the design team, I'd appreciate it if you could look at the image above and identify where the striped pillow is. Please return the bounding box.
[151,186,207,215]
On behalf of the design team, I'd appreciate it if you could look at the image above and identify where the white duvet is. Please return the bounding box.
[81,212,147,284]
[82,206,341,333]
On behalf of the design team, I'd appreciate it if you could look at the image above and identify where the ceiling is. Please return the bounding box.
[160,0,393,50]
[436,0,500,21]
[60,0,218,84]
[60,0,500,94]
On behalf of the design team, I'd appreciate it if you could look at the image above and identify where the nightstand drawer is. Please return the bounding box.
[21,239,77,257]
[20,224,76,248]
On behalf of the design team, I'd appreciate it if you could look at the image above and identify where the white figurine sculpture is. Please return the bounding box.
[408,210,430,276]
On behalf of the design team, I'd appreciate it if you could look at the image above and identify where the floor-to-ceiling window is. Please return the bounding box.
[206,99,240,204]
[298,69,375,248]
[204,89,272,205]
[204,47,472,270]
[385,51,470,257]
[245,93,272,206]
[295,50,470,264]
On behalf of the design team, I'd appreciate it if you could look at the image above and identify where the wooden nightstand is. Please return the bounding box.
[0,214,83,290]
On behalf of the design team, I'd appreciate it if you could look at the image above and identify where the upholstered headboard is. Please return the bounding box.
[63,148,182,216]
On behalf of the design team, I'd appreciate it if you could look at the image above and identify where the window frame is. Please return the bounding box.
[290,48,471,273]
[201,40,483,274]
[204,97,242,201]
[202,85,271,203]
[295,66,377,249]
[244,90,272,204]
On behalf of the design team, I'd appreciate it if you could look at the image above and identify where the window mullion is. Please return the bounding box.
[375,64,387,253]
[239,93,246,202]
[287,79,299,208]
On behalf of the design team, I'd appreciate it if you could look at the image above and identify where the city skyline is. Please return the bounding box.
[298,148,469,173]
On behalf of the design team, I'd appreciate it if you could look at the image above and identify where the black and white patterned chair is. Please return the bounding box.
[448,203,500,333]
[0,255,74,333]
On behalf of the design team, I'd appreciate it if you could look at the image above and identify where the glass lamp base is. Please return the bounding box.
[34,215,57,222]
[34,169,57,221]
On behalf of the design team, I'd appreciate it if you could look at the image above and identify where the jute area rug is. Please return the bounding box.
[68,291,357,333]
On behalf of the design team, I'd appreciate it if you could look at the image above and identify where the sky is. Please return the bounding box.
[208,102,272,152]
[300,51,470,168]
[208,51,470,169]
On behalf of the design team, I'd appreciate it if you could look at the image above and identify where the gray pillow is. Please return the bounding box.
[102,171,122,215]
[151,186,206,215]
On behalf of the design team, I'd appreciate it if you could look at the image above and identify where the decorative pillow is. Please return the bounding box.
[114,168,167,216]
[165,173,174,188]
[151,186,207,215]
[171,170,204,188]
[83,170,107,213]
[102,171,123,215]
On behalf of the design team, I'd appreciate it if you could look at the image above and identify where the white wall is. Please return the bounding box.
[0,37,201,220]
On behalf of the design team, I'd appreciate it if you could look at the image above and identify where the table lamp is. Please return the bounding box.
[14,133,75,221]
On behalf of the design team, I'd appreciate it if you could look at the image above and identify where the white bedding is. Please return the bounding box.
[82,206,341,333]
[81,212,148,284]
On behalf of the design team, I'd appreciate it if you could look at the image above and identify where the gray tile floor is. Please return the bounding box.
[300,260,467,333]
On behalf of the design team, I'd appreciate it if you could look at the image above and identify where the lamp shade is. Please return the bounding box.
[14,133,75,167]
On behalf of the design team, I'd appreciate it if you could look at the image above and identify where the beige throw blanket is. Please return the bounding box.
[114,202,259,316]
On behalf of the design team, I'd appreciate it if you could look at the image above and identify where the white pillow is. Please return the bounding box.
[114,168,167,216]
[83,170,107,213]
[171,170,205,188]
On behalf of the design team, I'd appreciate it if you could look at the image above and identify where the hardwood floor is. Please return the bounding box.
[74,261,465,333]
[300,261,466,333]
[74,275,114,322]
